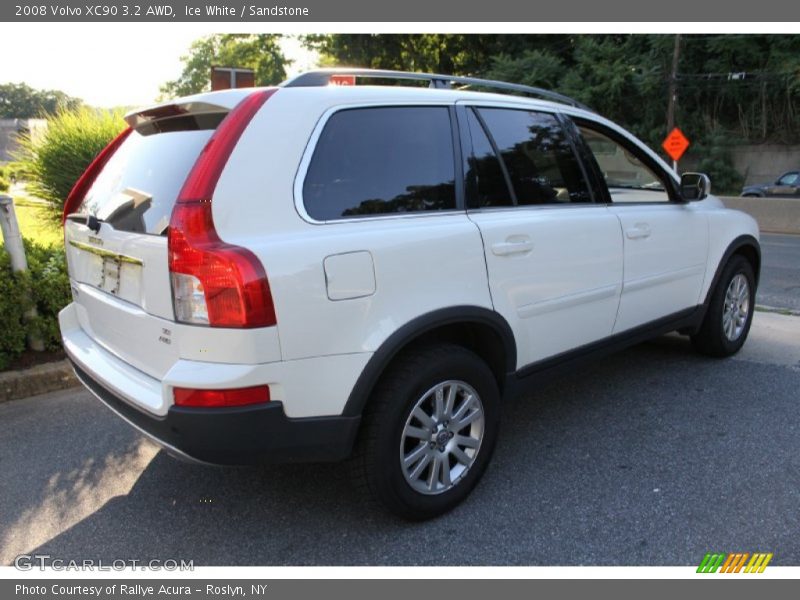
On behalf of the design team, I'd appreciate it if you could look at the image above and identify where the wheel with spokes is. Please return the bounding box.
[692,255,756,357]
[354,344,500,520]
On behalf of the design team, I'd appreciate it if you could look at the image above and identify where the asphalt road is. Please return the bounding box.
[758,233,800,312]
[2,310,798,567]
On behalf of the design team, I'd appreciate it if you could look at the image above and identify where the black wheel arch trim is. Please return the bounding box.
[341,306,516,417]
[702,234,761,311]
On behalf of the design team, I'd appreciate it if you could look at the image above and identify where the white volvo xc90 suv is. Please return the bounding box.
[60,69,760,519]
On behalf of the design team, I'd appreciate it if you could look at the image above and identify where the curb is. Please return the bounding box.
[0,359,78,404]
[719,196,800,236]
[755,304,800,317]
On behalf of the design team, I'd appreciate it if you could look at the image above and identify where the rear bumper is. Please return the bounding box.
[70,359,360,465]
[59,301,363,465]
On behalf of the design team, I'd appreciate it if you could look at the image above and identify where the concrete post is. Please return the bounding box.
[0,195,45,351]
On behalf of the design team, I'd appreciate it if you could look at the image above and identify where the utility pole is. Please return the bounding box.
[666,34,681,173]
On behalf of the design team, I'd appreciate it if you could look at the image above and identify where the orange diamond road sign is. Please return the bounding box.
[662,127,690,162]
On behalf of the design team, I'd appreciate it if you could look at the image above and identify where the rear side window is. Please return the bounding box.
[80,128,215,235]
[476,108,591,205]
[303,107,456,220]
[464,108,513,208]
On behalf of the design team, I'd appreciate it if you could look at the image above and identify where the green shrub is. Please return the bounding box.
[688,133,745,196]
[0,241,70,369]
[0,175,9,193]
[16,106,127,216]
[0,247,29,369]
[24,240,71,351]
[4,161,29,182]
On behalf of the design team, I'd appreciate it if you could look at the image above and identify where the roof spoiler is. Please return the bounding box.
[124,101,230,130]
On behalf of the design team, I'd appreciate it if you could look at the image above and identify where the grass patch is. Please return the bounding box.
[11,200,62,247]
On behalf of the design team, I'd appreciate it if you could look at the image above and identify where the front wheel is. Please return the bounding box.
[353,344,500,520]
[692,255,756,357]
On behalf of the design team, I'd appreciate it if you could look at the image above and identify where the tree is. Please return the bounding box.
[160,34,289,98]
[0,83,82,118]
[305,34,800,192]
[306,34,800,147]
[304,34,575,76]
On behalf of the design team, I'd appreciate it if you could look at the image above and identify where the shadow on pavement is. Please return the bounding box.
[8,335,799,566]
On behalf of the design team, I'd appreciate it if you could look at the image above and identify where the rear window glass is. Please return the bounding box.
[303,106,456,220]
[78,128,214,235]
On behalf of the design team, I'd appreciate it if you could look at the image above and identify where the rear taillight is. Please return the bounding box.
[169,89,277,328]
[173,385,270,408]
[62,127,132,225]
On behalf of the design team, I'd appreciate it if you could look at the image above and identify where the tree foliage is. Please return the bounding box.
[305,34,574,76]
[160,34,289,98]
[0,83,82,118]
[306,34,800,147]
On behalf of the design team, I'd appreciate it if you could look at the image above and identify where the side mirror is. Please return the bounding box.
[680,172,710,201]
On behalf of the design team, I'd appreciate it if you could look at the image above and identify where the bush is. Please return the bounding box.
[0,247,29,370]
[4,161,29,183]
[16,106,127,216]
[691,133,745,195]
[0,175,9,193]
[24,241,71,351]
[0,241,70,369]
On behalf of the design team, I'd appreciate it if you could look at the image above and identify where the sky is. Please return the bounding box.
[3,22,789,109]
[0,24,318,108]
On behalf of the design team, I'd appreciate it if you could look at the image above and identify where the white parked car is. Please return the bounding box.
[60,69,760,519]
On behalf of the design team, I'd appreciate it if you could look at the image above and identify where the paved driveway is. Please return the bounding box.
[2,311,798,566]
[758,233,800,312]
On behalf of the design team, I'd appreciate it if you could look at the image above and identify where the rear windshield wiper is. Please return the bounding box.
[65,213,104,233]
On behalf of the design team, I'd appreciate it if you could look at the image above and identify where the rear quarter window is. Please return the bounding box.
[302,106,457,220]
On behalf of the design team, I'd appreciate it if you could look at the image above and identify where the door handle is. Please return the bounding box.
[625,223,651,240]
[491,236,534,256]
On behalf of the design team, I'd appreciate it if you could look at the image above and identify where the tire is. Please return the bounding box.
[691,255,756,357]
[352,343,501,520]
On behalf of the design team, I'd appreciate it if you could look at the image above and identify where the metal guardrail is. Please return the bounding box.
[720,195,800,235]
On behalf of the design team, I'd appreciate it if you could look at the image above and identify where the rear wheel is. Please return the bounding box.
[692,255,755,357]
[353,344,500,520]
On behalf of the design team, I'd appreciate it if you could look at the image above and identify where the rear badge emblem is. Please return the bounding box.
[158,328,172,345]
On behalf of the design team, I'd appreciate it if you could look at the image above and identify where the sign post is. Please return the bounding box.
[662,127,690,173]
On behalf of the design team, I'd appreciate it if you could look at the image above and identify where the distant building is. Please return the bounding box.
[0,119,47,162]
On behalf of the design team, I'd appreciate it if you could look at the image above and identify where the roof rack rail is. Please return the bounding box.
[281,69,593,112]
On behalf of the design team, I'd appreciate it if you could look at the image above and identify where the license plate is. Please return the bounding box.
[98,256,122,295]
[67,239,144,298]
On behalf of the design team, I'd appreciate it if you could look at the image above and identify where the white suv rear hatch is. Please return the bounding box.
[64,121,213,379]
[64,98,248,389]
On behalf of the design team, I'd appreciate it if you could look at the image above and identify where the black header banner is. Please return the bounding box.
[3,0,800,22]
